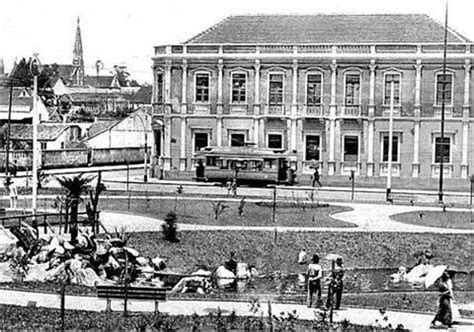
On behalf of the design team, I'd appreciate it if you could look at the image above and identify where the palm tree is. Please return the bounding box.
[56,174,94,243]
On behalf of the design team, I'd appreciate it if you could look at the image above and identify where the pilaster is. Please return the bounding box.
[412,119,420,178]
[328,60,337,176]
[414,60,422,113]
[217,117,223,147]
[254,60,261,115]
[179,117,186,171]
[217,59,224,114]
[181,60,188,114]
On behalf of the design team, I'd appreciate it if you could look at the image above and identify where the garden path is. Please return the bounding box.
[0,288,472,331]
[100,201,474,234]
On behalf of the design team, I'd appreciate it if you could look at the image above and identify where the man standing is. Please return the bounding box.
[312,168,322,187]
[307,254,322,308]
[327,257,345,310]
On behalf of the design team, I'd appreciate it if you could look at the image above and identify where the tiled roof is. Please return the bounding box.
[84,75,119,88]
[185,14,471,44]
[86,120,120,138]
[0,87,32,107]
[1,123,72,141]
[131,86,152,104]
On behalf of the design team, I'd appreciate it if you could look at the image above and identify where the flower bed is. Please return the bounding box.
[391,211,474,230]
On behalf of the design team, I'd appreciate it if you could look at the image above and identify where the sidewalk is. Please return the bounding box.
[0,288,472,331]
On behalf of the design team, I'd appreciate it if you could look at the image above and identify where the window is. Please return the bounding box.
[195,73,210,102]
[343,136,359,162]
[384,74,401,105]
[306,74,322,105]
[231,73,246,103]
[269,73,284,105]
[305,135,320,160]
[194,133,208,152]
[382,136,399,162]
[434,137,451,163]
[436,73,453,105]
[40,142,47,150]
[268,134,283,149]
[344,74,360,106]
[156,73,164,103]
[230,133,245,147]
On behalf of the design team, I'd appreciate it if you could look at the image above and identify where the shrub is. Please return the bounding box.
[162,211,179,242]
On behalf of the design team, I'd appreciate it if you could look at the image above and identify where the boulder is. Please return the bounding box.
[152,257,166,270]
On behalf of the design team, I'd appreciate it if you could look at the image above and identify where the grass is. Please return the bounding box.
[127,231,473,275]
[99,198,355,228]
[0,304,384,331]
[391,211,474,230]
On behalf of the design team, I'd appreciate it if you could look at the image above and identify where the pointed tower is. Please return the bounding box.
[72,17,84,85]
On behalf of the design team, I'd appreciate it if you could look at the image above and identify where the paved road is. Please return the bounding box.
[0,289,472,331]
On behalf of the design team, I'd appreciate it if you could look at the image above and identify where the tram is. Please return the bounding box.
[194,146,298,186]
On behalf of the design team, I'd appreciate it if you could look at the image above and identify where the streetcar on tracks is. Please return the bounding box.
[193,146,298,186]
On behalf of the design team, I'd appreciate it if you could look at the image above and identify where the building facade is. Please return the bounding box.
[151,14,473,180]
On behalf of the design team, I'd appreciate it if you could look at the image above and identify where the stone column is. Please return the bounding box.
[328,60,337,176]
[367,61,376,176]
[412,60,422,177]
[461,60,471,178]
[163,118,172,171]
[164,61,171,114]
[179,117,187,171]
[217,59,224,114]
[253,118,260,147]
[290,60,298,151]
[254,60,261,115]
[181,60,188,114]
[259,118,265,147]
[412,120,420,177]
[217,118,223,147]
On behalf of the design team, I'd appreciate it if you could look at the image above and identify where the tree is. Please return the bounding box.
[113,65,130,87]
[56,174,94,243]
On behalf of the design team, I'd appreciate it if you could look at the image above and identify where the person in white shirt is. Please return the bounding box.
[307,254,322,308]
[4,177,18,209]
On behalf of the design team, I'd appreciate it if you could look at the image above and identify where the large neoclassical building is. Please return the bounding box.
[151,14,473,180]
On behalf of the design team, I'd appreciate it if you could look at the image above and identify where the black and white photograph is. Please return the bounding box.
[0,0,473,330]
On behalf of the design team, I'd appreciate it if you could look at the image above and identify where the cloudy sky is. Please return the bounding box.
[1,0,472,84]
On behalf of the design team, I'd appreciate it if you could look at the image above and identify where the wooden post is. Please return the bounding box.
[267,300,273,332]
[272,186,277,244]
[126,161,130,192]
[127,190,131,211]
[154,299,159,315]
[43,215,47,233]
[350,170,355,201]
[123,254,129,317]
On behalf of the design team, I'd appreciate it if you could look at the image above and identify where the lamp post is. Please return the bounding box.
[133,110,149,182]
[30,53,41,221]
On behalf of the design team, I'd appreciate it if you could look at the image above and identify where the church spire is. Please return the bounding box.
[72,17,84,85]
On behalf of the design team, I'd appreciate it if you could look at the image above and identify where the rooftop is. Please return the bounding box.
[185,14,471,44]
[1,123,75,141]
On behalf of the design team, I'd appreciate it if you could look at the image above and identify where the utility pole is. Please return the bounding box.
[32,74,39,220]
[438,0,449,203]
[386,81,395,201]
[4,79,14,175]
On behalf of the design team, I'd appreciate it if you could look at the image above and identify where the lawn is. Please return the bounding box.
[391,211,474,230]
[100,198,355,228]
[126,231,473,275]
[0,304,382,331]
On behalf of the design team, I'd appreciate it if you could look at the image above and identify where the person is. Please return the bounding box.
[307,254,322,308]
[312,168,322,187]
[4,177,18,209]
[225,178,232,196]
[298,248,308,265]
[431,273,453,328]
[196,160,205,180]
[224,252,237,275]
[446,271,461,323]
[231,178,238,197]
[326,257,345,310]
[9,160,18,177]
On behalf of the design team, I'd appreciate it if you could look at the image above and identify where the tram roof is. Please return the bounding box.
[195,146,296,158]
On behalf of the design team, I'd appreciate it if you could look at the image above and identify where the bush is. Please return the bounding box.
[162,211,179,242]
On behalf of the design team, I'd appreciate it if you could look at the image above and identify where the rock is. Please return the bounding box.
[215,266,235,288]
[152,257,166,270]
[136,257,148,266]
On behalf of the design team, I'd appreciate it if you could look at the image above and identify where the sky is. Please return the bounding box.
[1,0,473,84]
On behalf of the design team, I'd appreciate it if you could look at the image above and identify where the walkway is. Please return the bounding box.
[101,201,474,234]
[0,289,472,331]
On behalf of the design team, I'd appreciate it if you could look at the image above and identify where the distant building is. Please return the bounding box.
[152,14,473,180]
[0,87,50,125]
[1,123,82,150]
[83,108,152,149]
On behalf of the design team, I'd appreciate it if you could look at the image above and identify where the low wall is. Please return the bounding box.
[0,147,151,171]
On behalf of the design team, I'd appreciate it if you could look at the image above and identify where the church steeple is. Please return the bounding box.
[72,17,84,85]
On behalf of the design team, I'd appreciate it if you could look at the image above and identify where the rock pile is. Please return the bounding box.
[0,224,167,287]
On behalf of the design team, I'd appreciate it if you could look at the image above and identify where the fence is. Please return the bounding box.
[0,147,151,171]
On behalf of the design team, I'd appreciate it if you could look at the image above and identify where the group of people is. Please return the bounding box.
[225,178,238,196]
[299,249,344,309]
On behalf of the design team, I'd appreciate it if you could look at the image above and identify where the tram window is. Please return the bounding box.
[253,161,263,171]
[206,157,217,166]
[264,159,275,169]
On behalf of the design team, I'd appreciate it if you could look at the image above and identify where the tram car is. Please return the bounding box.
[194,146,298,186]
